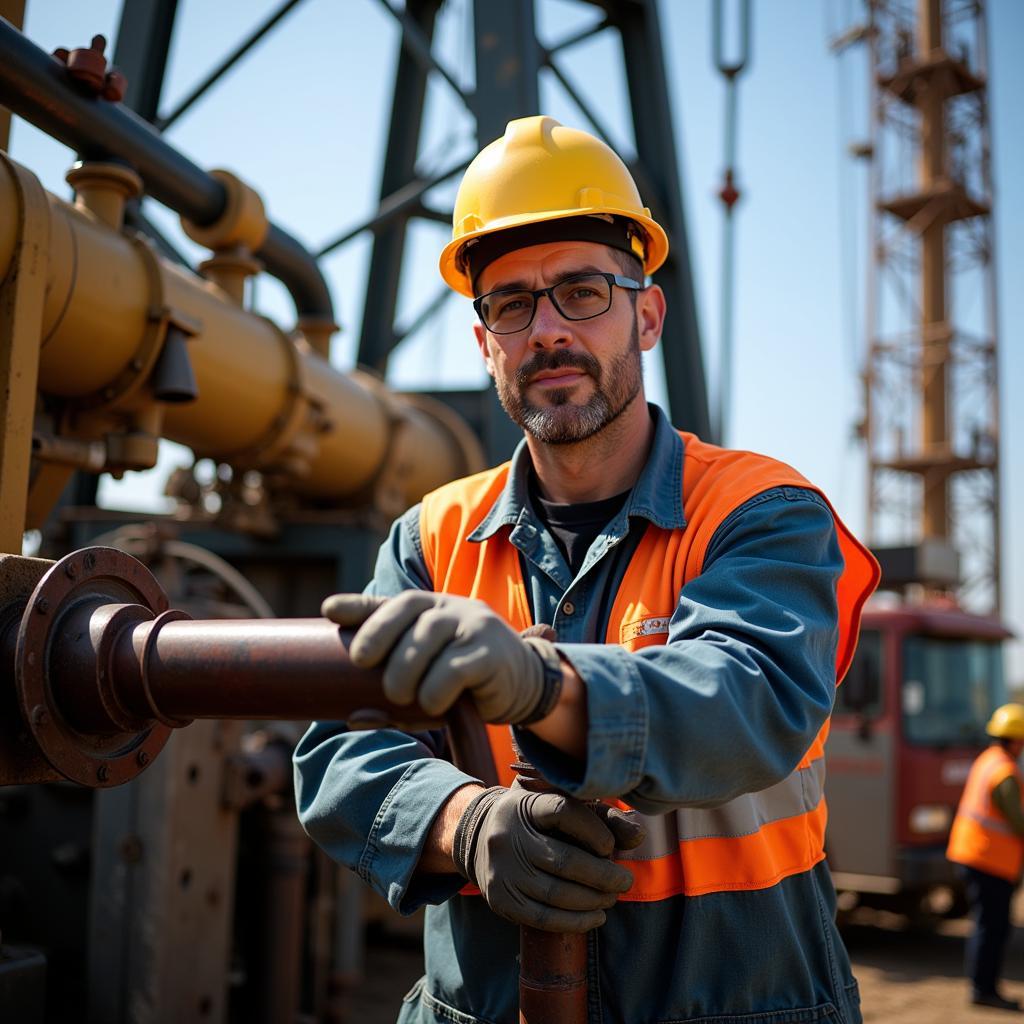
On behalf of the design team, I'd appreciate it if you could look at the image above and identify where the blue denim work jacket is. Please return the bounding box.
[294,406,862,1024]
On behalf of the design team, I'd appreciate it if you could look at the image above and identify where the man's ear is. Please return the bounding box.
[637,284,667,353]
[473,321,497,378]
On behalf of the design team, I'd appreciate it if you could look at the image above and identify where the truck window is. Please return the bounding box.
[835,629,883,718]
[902,636,1008,747]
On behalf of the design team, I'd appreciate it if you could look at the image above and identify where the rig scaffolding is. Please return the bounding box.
[863,0,1001,611]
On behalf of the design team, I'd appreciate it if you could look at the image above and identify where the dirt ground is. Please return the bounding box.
[340,895,1024,1023]
[844,892,1024,1023]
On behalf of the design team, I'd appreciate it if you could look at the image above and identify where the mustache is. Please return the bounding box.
[514,349,602,389]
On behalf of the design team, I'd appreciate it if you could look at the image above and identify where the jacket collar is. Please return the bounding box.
[469,403,688,542]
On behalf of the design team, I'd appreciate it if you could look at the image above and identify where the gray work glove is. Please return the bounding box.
[321,591,561,723]
[452,783,647,932]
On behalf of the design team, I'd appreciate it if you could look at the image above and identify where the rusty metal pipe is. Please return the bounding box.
[512,748,588,1024]
[113,617,404,722]
[519,929,588,1024]
[5,547,498,789]
[255,807,310,1024]
[108,616,513,791]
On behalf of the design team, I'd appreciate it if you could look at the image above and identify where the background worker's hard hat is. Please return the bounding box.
[439,115,670,297]
[986,703,1024,740]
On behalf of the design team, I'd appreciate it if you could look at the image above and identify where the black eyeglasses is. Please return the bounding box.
[473,271,643,335]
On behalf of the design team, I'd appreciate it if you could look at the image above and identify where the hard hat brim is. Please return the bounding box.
[439,207,670,298]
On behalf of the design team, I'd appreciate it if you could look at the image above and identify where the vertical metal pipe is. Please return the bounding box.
[518,928,587,1024]
[917,0,948,540]
[512,753,587,1024]
[254,807,310,1024]
[977,1,1002,611]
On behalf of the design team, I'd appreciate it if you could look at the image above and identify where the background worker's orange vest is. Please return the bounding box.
[947,746,1024,883]
[420,431,879,900]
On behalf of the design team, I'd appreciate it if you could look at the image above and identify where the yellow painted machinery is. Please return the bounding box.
[0,148,482,549]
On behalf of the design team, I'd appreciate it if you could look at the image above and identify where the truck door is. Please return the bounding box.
[826,628,896,885]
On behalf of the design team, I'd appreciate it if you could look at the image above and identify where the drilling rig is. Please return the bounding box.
[824,0,1011,920]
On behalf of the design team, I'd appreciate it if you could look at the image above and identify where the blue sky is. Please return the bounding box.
[11,0,1024,679]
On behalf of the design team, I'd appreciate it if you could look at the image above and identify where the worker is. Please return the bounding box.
[294,115,879,1024]
[947,703,1024,1012]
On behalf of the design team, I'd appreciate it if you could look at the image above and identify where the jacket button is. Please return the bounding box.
[562,601,575,616]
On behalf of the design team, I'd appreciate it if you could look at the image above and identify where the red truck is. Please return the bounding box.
[825,600,1014,918]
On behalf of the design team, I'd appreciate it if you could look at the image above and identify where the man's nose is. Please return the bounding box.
[527,293,572,349]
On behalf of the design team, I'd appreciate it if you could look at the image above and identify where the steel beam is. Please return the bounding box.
[357,0,443,372]
[472,0,540,142]
[470,0,541,462]
[113,0,179,123]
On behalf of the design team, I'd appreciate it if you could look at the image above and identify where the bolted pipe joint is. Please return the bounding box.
[12,547,175,787]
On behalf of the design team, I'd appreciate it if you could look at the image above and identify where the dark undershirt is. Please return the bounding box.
[529,472,632,578]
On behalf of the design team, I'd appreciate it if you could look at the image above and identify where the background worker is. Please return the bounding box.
[947,703,1024,1012]
[294,116,879,1024]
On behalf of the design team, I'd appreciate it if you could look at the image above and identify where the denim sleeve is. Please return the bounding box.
[515,488,842,815]
[293,504,479,914]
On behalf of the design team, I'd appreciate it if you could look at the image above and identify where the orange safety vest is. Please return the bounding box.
[947,746,1024,883]
[420,431,880,899]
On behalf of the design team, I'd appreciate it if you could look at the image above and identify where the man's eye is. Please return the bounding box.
[566,286,597,300]
[494,296,528,316]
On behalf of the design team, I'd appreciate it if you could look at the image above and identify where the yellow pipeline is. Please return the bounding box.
[0,157,483,509]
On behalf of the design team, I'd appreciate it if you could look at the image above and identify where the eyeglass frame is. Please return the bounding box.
[472,271,644,335]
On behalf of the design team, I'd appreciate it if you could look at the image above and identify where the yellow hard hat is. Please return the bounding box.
[439,115,670,297]
[986,703,1024,740]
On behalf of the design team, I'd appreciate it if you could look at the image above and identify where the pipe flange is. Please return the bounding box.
[15,547,173,787]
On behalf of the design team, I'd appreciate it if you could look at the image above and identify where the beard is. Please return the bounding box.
[494,320,643,445]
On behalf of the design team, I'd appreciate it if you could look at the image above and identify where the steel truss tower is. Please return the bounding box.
[864,0,1000,610]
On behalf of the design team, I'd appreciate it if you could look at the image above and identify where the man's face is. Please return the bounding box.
[472,240,660,445]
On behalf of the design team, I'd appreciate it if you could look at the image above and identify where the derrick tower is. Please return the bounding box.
[864,0,1001,610]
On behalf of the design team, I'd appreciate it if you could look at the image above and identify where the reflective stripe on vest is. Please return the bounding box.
[420,430,880,899]
[612,755,827,899]
[947,746,1024,883]
[961,809,1016,837]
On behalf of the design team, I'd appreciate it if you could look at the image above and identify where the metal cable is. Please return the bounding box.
[711,0,751,447]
